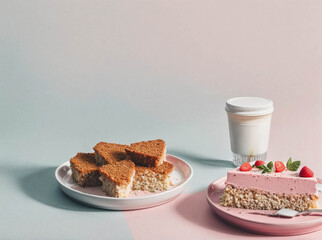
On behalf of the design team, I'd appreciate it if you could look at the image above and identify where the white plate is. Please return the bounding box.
[55,154,193,210]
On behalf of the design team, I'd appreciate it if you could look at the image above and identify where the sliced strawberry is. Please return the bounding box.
[275,161,285,172]
[255,160,265,167]
[240,162,252,171]
[299,166,314,177]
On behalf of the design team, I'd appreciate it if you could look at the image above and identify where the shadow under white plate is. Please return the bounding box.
[206,177,322,236]
[55,154,193,210]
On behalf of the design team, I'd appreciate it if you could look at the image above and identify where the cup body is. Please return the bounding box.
[228,112,272,153]
[225,97,273,166]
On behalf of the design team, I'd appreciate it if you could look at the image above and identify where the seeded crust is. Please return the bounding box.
[93,142,128,166]
[99,160,135,185]
[133,161,174,191]
[220,185,319,211]
[125,139,166,167]
[70,153,102,187]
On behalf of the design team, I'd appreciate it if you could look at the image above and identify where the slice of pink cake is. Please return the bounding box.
[220,161,319,211]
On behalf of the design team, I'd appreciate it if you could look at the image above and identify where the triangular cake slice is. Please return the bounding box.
[133,161,174,192]
[93,142,128,166]
[125,139,166,167]
[99,160,135,198]
[70,153,102,187]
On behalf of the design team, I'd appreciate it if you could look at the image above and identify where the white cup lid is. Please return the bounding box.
[225,97,274,116]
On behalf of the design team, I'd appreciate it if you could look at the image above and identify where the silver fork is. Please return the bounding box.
[273,208,322,218]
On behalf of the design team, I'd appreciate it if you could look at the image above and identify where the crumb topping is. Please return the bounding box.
[99,160,135,185]
[70,153,98,173]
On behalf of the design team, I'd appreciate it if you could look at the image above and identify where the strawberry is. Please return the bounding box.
[240,162,252,171]
[299,166,314,177]
[275,161,285,172]
[255,160,265,167]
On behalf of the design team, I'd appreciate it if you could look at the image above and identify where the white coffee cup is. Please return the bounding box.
[225,97,274,166]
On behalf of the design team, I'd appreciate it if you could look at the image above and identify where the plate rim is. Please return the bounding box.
[206,176,322,227]
[55,153,193,201]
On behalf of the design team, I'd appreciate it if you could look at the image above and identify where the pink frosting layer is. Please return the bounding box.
[226,163,318,195]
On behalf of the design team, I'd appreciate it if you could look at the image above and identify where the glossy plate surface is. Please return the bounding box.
[55,154,193,210]
[206,177,322,236]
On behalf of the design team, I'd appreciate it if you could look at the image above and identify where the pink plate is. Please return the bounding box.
[206,177,322,236]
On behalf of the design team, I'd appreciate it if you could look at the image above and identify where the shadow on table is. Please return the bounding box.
[168,149,235,168]
[176,191,259,236]
[18,167,104,212]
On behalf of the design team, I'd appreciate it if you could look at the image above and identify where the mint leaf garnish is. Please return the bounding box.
[262,169,270,174]
[287,157,292,170]
[257,165,266,170]
[286,157,301,171]
[267,161,273,170]
[289,161,301,171]
[252,164,255,168]
[262,167,272,174]
[292,161,301,169]
[257,162,273,174]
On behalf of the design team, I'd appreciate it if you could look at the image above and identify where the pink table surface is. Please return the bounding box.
[125,191,322,240]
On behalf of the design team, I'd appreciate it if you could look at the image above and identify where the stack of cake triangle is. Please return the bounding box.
[70,139,174,198]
